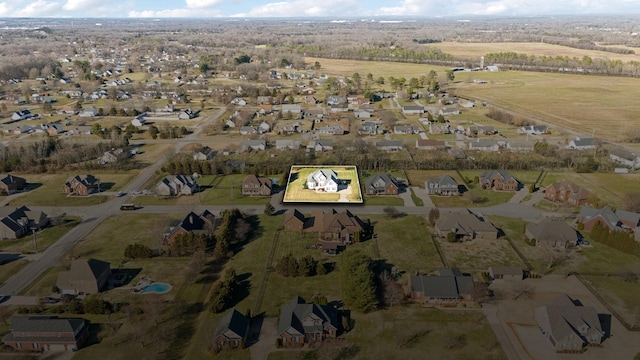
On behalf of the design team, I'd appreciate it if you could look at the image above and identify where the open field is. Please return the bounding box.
[438,237,525,271]
[430,187,514,208]
[306,57,451,80]
[284,166,363,203]
[452,70,640,142]
[431,41,640,62]
[582,275,640,327]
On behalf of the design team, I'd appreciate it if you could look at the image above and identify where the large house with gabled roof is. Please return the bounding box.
[3,316,90,352]
[62,174,100,196]
[306,169,339,192]
[0,174,27,194]
[164,210,216,244]
[577,205,640,232]
[426,175,460,196]
[544,181,590,206]
[365,174,399,195]
[479,170,520,191]
[277,296,338,346]
[0,206,48,240]
[56,258,112,295]
[407,268,475,305]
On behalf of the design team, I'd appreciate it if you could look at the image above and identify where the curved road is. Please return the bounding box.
[0,107,227,295]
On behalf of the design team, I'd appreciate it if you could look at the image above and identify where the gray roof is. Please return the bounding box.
[215,309,249,340]
[8,316,86,336]
[435,211,498,236]
[535,295,603,346]
[526,218,578,246]
[427,175,458,188]
[573,138,596,147]
[410,270,474,299]
[278,296,337,336]
[578,206,619,229]
[365,174,397,191]
[479,170,516,182]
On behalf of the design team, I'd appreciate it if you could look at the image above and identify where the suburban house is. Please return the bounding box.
[164,210,216,244]
[479,170,520,191]
[365,174,400,195]
[439,106,460,116]
[469,139,502,152]
[609,148,640,169]
[577,206,640,232]
[283,209,308,231]
[393,125,419,135]
[285,209,367,244]
[307,140,334,152]
[242,174,273,196]
[566,137,597,150]
[2,316,89,352]
[0,174,27,194]
[11,110,34,122]
[517,125,550,135]
[467,125,495,135]
[535,295,605,352]
[415,139,447,151]
[434,210,498,241]
[426,175,460,196]
[277,296,338,346]
[193,146,216,161]
[544,181,590,206]
[281,104,302,114]
[306,169,340,192]
[357,122,382,135]
[407,268,475,305]
[240,126,259,135]
[56,258,112,295]
[525,218,578,248]
[0,206,49,240]
[275,139,301,150]
[241,139,266,152]
[214,309,250,351]
[401,106,425,115]
[488,266,524,281]
[156,175,197,196]
[78,107,98,118]
[99,148,129,164]
[317,125,345,135]
[62,175,100,196]
[376,140,403,152]
[506,140,535,152]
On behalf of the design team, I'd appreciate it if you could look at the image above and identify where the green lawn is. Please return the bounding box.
[409,188,424,206]
[582,275,640,327]
[430,188,513,208]
[8,172,135,207]
[363,196,404,206]
[284,166,362,203]
[0,216,81,254]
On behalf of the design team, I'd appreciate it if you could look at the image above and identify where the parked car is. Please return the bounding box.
[42,296,60,304]
[117,191,126,197]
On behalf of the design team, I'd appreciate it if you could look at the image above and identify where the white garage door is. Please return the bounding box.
[49,344,66,351]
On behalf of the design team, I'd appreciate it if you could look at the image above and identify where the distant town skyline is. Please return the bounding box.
[0,0,639,19]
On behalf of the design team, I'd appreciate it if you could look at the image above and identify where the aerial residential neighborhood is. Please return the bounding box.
[0,15,640,360]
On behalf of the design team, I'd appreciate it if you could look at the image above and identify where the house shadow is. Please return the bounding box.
[84,323,122,347]
[246,312,265,346]
[110,268,142,288]
[273,209,287,216]
[457,184,468,194]
[599,313,612,341]
[24,182,43,192]
[288,172,298,183]
[495,227,507,238]
[99,182,115,192]
[0,253,23,265]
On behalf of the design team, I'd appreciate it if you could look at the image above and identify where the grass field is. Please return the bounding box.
[430,188,514,208]
[439,237,525,271]
[284,166,363,203]
[308,56,640,143]
[0,259,28,286]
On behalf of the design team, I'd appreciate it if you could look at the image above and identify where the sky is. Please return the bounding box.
[0,0,638,18]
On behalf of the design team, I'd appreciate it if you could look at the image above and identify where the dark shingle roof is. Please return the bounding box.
[215,309,249,339]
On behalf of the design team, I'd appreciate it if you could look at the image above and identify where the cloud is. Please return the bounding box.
[14,0,61,17]
[128,8,223,17]
[63,0,102,11]
[185,0,224,9]
[0,3,13,17]
[232,0,362,17]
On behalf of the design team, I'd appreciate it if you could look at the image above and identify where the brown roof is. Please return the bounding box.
[416,139,446,147]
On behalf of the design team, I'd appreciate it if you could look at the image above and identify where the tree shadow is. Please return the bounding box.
[229,272,252,308]
[246,311,265,346]
[196,258,228,284]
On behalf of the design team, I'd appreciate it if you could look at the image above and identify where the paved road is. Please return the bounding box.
[0,108,227,295]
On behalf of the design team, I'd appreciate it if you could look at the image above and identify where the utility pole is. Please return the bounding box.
[31,226,38,253]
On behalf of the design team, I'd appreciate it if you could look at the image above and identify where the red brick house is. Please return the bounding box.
[544,181,589,206]
[364,174,399,195]
[479,170,520,191]
[164,210,216,245]
[241,175,273,196]
[283,209,368,244]
[62,175,100,196]
[56,258,111,295]
[2,316,89,352]
[283,209,307,231]
[0,174,27,194]
[578,206,640,232]
[214,309,249,351]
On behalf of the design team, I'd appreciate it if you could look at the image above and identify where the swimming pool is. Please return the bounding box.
[141,283,171,294]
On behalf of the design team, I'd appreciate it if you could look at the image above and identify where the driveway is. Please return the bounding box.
[249,317,277,360]
[509,188,530,204]
[410,186,435,208]
[398,190,415,207]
